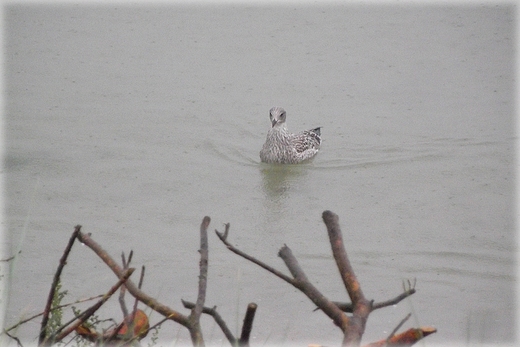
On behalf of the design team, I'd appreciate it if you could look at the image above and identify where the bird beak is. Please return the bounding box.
[271,118,277,127]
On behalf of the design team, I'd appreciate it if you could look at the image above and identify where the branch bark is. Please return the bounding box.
[239,303,257,347]
[278,245,349,331]
[322,210,371,346]
[188,216,210,346]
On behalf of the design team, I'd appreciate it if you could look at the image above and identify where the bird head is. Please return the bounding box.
[269,107,287,128]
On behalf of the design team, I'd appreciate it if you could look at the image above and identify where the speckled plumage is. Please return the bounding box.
[260,107,322,164]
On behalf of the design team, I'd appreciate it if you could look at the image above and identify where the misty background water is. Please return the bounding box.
[2,3,516,346]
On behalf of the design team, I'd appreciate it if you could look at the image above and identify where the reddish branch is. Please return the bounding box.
[362,326,437,347]
[322,210,371,346]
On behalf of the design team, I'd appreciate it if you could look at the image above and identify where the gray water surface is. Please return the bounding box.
[3,4,516,346]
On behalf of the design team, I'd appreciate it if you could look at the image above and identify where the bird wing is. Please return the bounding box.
[292,128,322,154]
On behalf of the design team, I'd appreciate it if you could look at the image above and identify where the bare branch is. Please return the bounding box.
[322,211,367,306]
[386,313,411,342]
[119,252,131,320]
[239,303,257,347]
[133,265,146,315]
[362,326,437,347]
[4,330,23,347]
[215,225,295,284]
[188,216,210,346]
[39,225,81,346]
[76,231,190,327]
[215,222,349,332]
[372,288,416,311]
[5,294,104,333]
[52,268,135,343]
[322,211,371,346]
[322,287,416,314]
[0,255,16,262]
[182,300,235,345]
[278,245,349,331]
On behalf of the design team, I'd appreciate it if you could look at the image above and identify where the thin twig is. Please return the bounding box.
[134,265,146,314]
[39,225,81,346]
[372,288,416,311]
[5,294,104,333]
[386,313,411,342]
[119,252,130,320]
[215,225,295,284]
[4,330,23,347]
[0,255,16,262]
[321,287,416,314]
[52,268,135,343]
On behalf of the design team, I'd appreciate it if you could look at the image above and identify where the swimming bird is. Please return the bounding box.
[260,107,321,164]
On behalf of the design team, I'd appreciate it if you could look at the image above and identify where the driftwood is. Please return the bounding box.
[216,210,436,347]
[74,217,212,347]
[7,211,435,347]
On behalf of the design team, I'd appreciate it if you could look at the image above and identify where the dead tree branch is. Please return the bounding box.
[215,224,294,284]
[362,326,437,347]
[50,268,134,344]
[119,251,132,320]
[76,231,191,328]
[322,210,372,346]
[239,303,257,347]
[76,217,213,347]
[277,245,349,331]
[387,313,411,342]
[324,279,416,313]
[187,216,210,346]
[216,226,349,333]
[39,225,81,346]
[182,300,257,347]
[182,300,235,345]
[216,211,436,347]
[5,294,104,334]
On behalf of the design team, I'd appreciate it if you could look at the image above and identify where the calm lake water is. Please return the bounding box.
[2,3,516,347]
